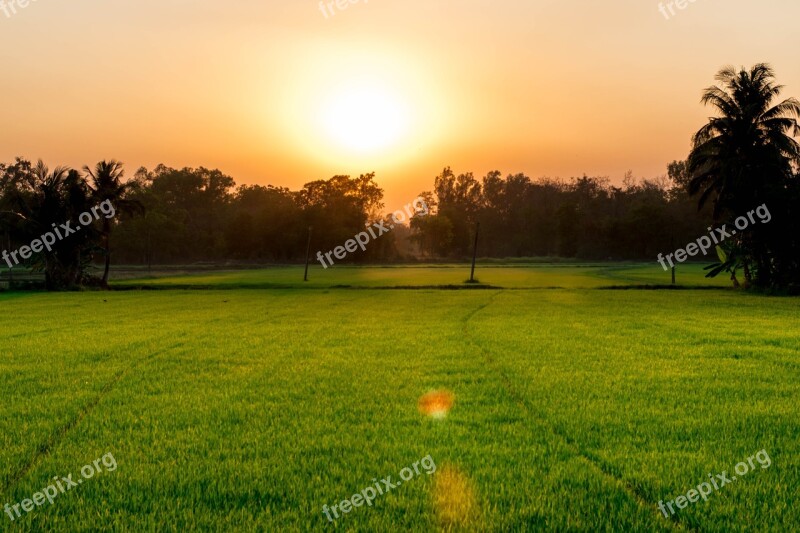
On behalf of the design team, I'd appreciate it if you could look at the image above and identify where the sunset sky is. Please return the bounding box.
[2,0,799,207]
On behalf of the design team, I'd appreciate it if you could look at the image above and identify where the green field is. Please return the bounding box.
[1,265,797,531]
[111,262,727,290]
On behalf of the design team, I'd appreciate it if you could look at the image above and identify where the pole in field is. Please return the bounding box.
[670,235,676,285]
[304,226,313,282]
[5,232,11,289]
[469,221,480,283]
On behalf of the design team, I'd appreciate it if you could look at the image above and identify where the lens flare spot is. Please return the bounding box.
[418,390,454,419]
[433,465,477,527]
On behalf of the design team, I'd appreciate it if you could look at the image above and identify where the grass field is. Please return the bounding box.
[111,262,727,290]
[1,265,798,531]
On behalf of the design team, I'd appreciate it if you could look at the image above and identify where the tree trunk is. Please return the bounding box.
[743,262,752,289]
[101,220,111,288]
[102,247,110,286]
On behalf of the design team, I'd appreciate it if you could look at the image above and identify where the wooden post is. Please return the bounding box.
[146,214,152,275]
[6,231,12,289]
[469,222,480,283]
[670,235,675,285]
[303,226,313,282]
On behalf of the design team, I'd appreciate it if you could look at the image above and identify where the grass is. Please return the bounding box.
[0,265,796,531]
[111,262,727,290]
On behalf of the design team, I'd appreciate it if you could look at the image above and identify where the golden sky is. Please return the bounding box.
[1,0,799,207]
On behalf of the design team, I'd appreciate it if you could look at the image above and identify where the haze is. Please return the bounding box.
[1,0,799,207]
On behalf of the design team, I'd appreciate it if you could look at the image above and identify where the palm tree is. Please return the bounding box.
[83,160,144,287]
[688,64,800,286]
[3,160,94,289]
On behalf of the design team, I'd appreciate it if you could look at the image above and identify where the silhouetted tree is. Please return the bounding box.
[688,64,800,287]
[1,160,95,289]
[84,160,144,286]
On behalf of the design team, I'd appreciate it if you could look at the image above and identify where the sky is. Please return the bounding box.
[1,0,799,208]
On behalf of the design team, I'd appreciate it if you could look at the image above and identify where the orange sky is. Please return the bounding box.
[1,0,799,208]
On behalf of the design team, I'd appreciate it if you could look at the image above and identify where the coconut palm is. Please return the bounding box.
[2,160,94,289]
[688,64,800,286]
[688,64,800,213]
[83,160,144,287]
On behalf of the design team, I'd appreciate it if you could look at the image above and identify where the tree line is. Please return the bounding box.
[0,160,713,268]
[1,64,798,290]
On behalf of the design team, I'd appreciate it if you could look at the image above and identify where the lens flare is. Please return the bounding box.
[433,465,477,527]
[418,390,454,419]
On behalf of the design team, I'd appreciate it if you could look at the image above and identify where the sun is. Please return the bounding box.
[320,80,411,153]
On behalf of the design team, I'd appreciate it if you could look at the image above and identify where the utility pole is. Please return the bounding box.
[303,226,313,282]
[5,231,11,289]
[670,235,676,285]
[469,221,480,283]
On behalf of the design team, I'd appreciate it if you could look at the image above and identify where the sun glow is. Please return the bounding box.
[277,46,450,169]
[320,80,411,153]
